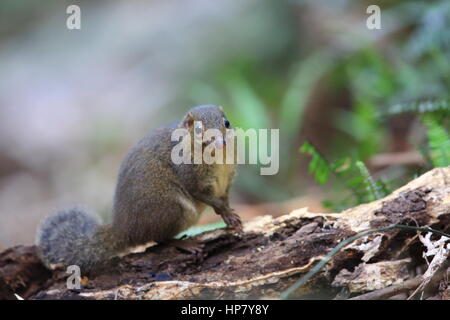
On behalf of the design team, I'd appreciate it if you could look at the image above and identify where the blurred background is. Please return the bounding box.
[0,0,449,248]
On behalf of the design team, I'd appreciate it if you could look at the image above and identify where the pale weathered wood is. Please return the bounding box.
[0,167,449,300]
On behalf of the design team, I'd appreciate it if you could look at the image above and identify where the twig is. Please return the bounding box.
[280,224,450,299]
[350,266,449,300]
[407,238,450,300]
[349,276,423,300]
[369,151,426,167]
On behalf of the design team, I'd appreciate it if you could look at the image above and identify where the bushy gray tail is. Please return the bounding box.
[36,207,118,273]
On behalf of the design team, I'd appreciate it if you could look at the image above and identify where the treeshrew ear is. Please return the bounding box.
[182,112,194,129]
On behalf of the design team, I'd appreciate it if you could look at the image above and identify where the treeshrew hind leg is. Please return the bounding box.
[163,238,206,261]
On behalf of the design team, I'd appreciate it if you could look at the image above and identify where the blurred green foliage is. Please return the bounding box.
[177,221,226,239]
[185,0,450,207]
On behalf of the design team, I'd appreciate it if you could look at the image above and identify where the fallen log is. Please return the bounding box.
[0,167,449,300]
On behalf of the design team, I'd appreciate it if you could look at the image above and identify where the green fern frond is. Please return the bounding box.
[300,142,332,185]
[300,142,391,209]
[355,161,384,201]
[387,99,450,117]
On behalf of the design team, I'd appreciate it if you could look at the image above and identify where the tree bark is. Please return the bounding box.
[1,167,449,300]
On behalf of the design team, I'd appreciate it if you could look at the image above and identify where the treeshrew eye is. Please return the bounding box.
[224,119,230,128]
[194,122,203,135]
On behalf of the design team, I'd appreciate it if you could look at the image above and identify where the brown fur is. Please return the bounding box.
[36,105,241,272]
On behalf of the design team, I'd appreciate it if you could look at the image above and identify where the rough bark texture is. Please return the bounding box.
[0,167,449,300]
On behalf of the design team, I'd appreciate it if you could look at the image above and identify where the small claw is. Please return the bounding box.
[223,210,243,232]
